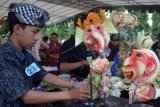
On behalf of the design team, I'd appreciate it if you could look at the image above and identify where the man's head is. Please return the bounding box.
[43,36,49,43]
[110,34,120,45]
[7,3,50,50]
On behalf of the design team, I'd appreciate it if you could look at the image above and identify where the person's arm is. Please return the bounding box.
[21,71,90,104]
[40,38,49,50]
[40,39,49,50]
[59,60,88,71]
[48,54,59,59]
[21,90,70,104]
[0,52,90,105]
[22,73,90,104]
[43,73,72,88]
[21,86,90,104]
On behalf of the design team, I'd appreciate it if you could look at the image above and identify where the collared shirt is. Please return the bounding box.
[58,36,98,81]
[0,40,48,107]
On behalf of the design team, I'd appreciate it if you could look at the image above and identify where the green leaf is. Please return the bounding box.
[95,73,102,88]
[109,61,114,68]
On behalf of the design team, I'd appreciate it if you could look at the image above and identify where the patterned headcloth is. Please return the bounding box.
[8,3,50,28]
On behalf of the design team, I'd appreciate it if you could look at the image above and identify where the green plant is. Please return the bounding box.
[152,11,160,39]
[0,24,9,34]
[131,10,151,37]
[41,20,75,40]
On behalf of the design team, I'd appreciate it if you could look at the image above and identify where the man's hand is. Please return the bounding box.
[70,85,90,100]
[80,60,89,66]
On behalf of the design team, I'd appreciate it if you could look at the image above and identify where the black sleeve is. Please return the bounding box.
[152,42,158,50]
[33,61,48,85]
[58,38,75,68]
[57,42,70,68]
[24,52,48,86]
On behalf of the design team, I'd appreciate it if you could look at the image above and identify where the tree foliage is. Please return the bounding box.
[131,10,151,36]
[152,11,160,39]
[41,20,75,40]
[0,25,9,36]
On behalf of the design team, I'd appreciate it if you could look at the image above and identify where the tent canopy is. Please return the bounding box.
[0,0,159,25]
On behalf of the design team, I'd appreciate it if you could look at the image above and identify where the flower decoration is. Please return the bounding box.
[90,57,109,73]
[77,17,84,29]
[83,12,101,28]
[76,9,106,30]
[98,8,106,23]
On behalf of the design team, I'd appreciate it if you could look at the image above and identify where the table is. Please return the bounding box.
[70,96,153,107]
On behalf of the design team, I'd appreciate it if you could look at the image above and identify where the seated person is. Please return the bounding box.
[58,35,99,81]
[58,9,112,81]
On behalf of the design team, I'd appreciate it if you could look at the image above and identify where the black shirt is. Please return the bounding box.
[152,41,160,50]
[107,42,119,61]
[58,36,98,81]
